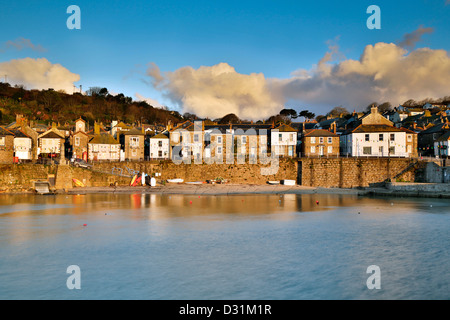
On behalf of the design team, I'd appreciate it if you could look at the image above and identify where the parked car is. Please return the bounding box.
[71,158,93,169]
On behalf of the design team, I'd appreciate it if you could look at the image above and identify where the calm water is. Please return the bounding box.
[0,192,449,300]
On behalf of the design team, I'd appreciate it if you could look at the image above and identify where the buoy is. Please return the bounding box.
[198,196,201,198]
[189,200,192,204]
[316,201,319,205]
[83,224,87,227]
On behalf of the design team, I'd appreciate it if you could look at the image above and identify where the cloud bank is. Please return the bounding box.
[147,62,282,120]
[147,38,450,119]
[0,57,80,93]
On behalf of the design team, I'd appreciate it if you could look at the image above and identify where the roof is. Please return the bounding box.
[114,121,133,129]
[38,128,65,139]
[123,128,145,136]
[344,124,406,135]
[151,133,169,139]
[0,126,14,136]
[303,129,339,137]
[89,133,120,145]
[11,129,31,139]
[274,123,297,132]
[436,131,450,142]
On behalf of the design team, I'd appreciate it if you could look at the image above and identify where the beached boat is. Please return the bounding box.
[185,181,203,185]
[281,180,296,186]
[72,178,85,187]
[167,179,184,183]
[267,181,280,185]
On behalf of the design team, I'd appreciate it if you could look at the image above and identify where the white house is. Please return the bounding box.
[341,124,411,157]
[270,123,297,157]
[37,127,65,159]
[149,133,170,160]
[13,130,33,161]
[88,133,121,161]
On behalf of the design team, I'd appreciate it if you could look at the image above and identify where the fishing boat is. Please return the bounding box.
[167,178,184,183]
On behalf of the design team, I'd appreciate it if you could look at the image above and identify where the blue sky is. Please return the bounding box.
[1,0,450,118]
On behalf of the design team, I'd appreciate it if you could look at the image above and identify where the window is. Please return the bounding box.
[75,137,80,146]
[327,146,333,154]
[290,134,294,142]
[158,141,162,147]
[365,134,370,142]
[407,135,412,142]
[279,134,282,142]
[218,146,222,154]
[327,137,332,144]
[310,137,316,144]
[390,134,395,141]
[389,146,395,155]
[379,146,384,155]
[217,136,222,144]
[158,150,162,157]
[319,137,324,144]
[242,136,247,144]
[0,137,5,146]
[310,146,315,153]
[130,137,139,147]
[379,134,383,141]
[194,134,199,142]
[363,147,372,155]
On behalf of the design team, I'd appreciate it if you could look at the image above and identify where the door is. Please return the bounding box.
[319,146,324,156]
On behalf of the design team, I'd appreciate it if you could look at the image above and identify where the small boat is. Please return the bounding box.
[130,175,138,186]
[167,179,184,183]
[72,178,85,187]
[281,180,296,186]
[267,181,280,185]
[185,181,203,185]
[132,176,142,186]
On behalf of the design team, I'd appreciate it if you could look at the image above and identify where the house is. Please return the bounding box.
[301,129,340,157]
[0,127,15,163]
[71,118,89,160]
[12,129,33,161]
[434,131,450,158]
[232,123,271,162]
[37,126,66,161]
[149,133,170,160]
[123,128,145,161]
[341,124,417,158]
[169,121,204,162]
[418,121,450,156]
[270,123,297,157]
[87,125,121,161]
[203,124,230,162]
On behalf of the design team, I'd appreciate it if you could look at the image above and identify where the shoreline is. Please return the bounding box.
[1,183,449,199]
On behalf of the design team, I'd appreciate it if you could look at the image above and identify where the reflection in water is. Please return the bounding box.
[0,193,449,299]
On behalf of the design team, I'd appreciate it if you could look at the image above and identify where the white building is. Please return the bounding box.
[149,133,170,160]
[88,133,121,161]
[270,123,297,157]
[13,130,33,161]
[341,125,411,157]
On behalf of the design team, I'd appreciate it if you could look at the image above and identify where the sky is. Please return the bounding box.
[1,0,450,120]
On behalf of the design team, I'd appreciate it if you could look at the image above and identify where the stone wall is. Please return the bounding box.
[299,158,424,188]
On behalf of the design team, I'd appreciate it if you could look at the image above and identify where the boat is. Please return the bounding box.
[267,181,280,185]
[130,175,138,186]
[281,180,296,186]
[185,181,203,185]
[167,179,184,183]
[72,178,85,187]
[132,176,142,186]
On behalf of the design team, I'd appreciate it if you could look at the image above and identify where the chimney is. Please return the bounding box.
[371,105,378,114]
[94,121,100,135]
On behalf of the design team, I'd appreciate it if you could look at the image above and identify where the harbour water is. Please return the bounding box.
[0,192,449,300]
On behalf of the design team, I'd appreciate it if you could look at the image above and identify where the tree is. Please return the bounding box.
[219,113,239,124]
[328,106,349,117]
[299,110,315,121]
[279,108,297,119]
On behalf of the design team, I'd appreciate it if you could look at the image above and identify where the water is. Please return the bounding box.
[0,192,449,300]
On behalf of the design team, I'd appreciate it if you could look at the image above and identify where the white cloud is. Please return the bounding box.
[146,62,283,120]
[0,57,80,93]
[134,92,164,108]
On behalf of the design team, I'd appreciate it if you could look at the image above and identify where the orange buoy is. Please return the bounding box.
[83,224,87,226]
